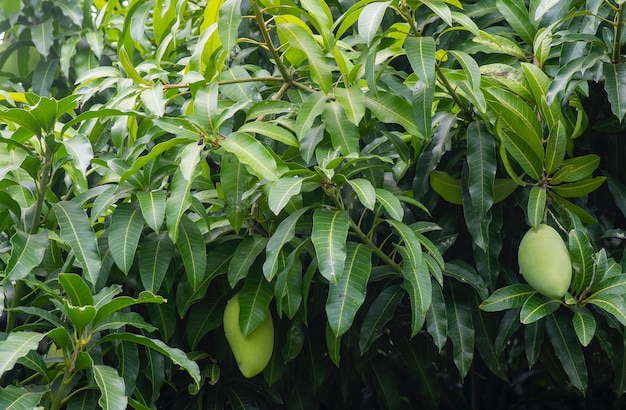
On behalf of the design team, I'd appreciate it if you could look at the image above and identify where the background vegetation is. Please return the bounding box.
[1,0,626,408]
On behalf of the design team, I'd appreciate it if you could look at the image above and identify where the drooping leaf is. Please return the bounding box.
[165,168,194,243]
[139,231,175,293]
[53,202,102,287]
[278,23,332,93]
[358,1,391,45]
[326,243,372,337]
[603,62,626,121]
[228,235,268,287]
[311,209,349,284]
[447,288,474,380]
[176,215,207,290]
[426,280,447,351]
[546,314,588,395]
[359,284,403,354]
[98,333,200,389]
[572,307,596,347]
[569,228,595,296]
[136,191,166,233]
[237,267,274,337]
[263,207,309,281]
[108,203,144,274]
[527,186,546,230]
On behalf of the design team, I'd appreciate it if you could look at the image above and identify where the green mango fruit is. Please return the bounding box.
[518,224,572,299]
[223,293,274,378]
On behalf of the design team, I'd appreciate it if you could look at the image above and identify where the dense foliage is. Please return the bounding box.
[1,0,626,408]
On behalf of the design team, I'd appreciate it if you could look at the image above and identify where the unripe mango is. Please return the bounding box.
[223,294,274,378]
[518,224,572,299]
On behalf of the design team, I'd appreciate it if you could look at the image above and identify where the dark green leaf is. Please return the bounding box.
[108,203,143,274]
[176,216,207,290]
[326,243,372,337]
[480,284,536,312]
[447,289,474,380]
[546,314,588,394]
[359,284,403,355]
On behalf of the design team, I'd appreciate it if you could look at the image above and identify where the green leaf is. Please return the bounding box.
[228,235,268,287]
[545,121,567,175]
[426,281,447,351]
[238,267,274,336]
[466,121,496,217]
[140,84,166,117]
[527,186,546,230]
[569,228,595,296]
[335,85,365,126]
[311,209,350,284]
[0,386,45,410]
[572,307,596,347]
[347,178,376,210]
[358,1,391,45]
[279,23,331,94]
[53,202,102,287]
[364,92,421,136]
[268,176,304,215]
[99,333,200,388]
[590,275,626,299]
[603,62,626,121]
[221,152,253,234]
[480,284,536,312]
[93,291,164,325]
[136,191,166,233]
[0,332,45,377]
[496,0,535,45]
[186,289,226,350]
[520,293,559,324]
[5,230,48,281]
[263,207,309,281]
[239,122,299,148]
[0,108,41,137]
[546,314,588,395]
[525,318,545,367]
[220,132,281,181]
[473,296,509,382]
[447,289,474,380]
[326,243,372,337]
[165,169,193,243]
[553,176,606,198]
[322,101,360,156]
[359,284,403,354]
[588,293,626,326]
[31,19,53,58]
[375,189,404,221]
[295,91,326,141]
[59,273,93,306]
[218,0,242,54]
[139,231,175,293]
[92,364,128,410]
[444,261,489,300]
[63,301,96,335]
[108,203,143,274]
[176,216,207,290]
[401,251,431,336]
[556,155,600,182]
[429,170,462,205]
[406,36,436,138]
[325,323,341,366]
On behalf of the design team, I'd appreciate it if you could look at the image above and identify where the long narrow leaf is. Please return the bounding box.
[546,314,588,394]
[326,243,372,337]
[311,209,350,284]
[53,202,102,287]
